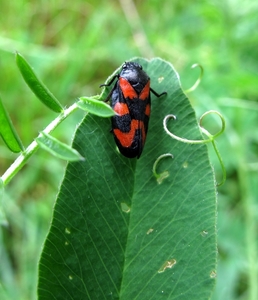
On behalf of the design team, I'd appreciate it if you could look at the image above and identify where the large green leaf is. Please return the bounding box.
[38,58,217,299]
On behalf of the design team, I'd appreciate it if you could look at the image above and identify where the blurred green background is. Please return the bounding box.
[0,0,257,299]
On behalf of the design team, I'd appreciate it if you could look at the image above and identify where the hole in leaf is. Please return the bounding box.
[158,259,177,273]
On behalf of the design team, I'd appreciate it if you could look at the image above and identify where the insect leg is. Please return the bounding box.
[99,74,119,88]
[150,88,167,98]
[100,75,119,102]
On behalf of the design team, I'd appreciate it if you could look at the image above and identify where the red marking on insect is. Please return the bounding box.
[113,120,144,148]
[139,81,150,101]
[113,102,129,116]
[145,104,151,117]
[100,62,166,158]
[119,77,137,99]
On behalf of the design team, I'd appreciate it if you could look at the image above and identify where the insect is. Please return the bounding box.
[100,62,166,158]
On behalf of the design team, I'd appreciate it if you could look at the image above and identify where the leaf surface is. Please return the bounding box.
[38,58,217,300]
[77,97,115,117]
[16,52,63,113]
[36,132,84,161]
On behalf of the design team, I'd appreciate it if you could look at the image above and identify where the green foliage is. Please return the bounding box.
[38,58,216,299]
[0,1,257,300]
[36,132,84,162]
[77,97,115,117]
[0,96,24,153]
[16,53,63,113]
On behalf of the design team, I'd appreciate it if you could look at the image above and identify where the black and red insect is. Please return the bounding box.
[100,62,166,159]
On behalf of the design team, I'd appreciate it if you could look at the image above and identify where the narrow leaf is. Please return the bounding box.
[15,52,63,113]
[36,132,84,161]
[0,96,24,153]
[77,97,115,117]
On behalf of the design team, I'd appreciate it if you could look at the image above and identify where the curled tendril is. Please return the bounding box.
[163,110,226,186]
[153,153,174,184]
[184,64,204,94]
[199,110,225,139]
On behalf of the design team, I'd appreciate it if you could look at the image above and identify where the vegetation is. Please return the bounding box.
[0,1,257,299]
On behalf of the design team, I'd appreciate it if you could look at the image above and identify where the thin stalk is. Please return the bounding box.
[1,103,79,186]
[184,63,204,94]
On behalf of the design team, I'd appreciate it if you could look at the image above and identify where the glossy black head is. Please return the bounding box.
[119,62,149,94]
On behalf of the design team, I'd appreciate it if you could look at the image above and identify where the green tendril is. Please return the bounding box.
[153,153,174,184]
[199,110,225,139]
[163,110,226,186]
[184,64,204,94]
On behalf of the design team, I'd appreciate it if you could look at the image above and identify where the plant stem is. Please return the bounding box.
[1,102,79,186]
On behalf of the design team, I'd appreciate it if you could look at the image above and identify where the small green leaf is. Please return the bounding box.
[0,96,24,153]
[15,52,63,113]
[77,97,115,117]
[36,132,84,161]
